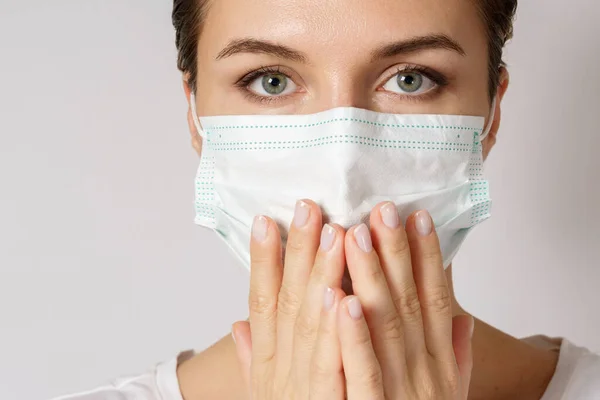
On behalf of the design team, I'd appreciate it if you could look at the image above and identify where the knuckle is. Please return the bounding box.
[254,350,276,367]
[415,376,439,399]
[251,252,272,267]
[442,369,461,396]
[355,330,373,348]
[387,233,411,258]
[286,234,306,254]
[249,292,277,316]
[420,247,442,265]
[423,285,452,314]
[317,314,335,336]
[396,286,422,321]
[295,313,319,342]
[277,287,302,318]
[309,261,328,283]
[359,364,383,391]
[310,360,332,383]
[364,262,385,283]
[381,309,403,340]
[251,247,276,267]
[423,386,440,400]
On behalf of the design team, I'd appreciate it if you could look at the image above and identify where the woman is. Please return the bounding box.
[57,0,600,399]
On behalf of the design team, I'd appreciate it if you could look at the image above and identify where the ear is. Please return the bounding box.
[482,67,510,160]
[183,77,203,157]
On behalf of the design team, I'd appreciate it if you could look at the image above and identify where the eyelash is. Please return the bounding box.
[379,64,449,102]
[236,65,284,87]
[234,64,449,104]
[235,66,289,104]
[388,64,448,89]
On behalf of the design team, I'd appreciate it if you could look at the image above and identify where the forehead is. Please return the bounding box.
[202,0,486,58]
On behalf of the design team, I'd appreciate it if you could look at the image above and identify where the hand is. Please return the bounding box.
[233,200,349,399]
[334,203,474,399]
[233,201,474,399]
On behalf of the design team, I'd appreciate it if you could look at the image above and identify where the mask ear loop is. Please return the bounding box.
[190,93,207,139]
[479,96,497,141]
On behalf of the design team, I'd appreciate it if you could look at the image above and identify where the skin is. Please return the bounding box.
[176,0,560,398]
[235,205,476,399]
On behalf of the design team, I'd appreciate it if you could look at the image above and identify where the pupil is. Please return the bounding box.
[397,73,422,93]
[402,75,414,86]
[262,74,287,94]
[269,77,281,87]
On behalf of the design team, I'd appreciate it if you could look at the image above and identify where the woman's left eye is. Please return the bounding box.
[382,71,437,95]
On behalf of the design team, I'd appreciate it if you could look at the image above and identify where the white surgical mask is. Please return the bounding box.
[191,94,495,269]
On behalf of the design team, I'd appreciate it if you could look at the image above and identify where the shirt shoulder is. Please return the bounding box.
[51,350,195,400]
[537,337,600,400]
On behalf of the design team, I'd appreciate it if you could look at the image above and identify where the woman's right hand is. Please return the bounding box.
[231,199,349,399]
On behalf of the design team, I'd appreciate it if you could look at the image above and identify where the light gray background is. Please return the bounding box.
[0,1,598,399]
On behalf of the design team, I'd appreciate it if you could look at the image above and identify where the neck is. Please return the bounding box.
[467,317,559,400]
[447,266,559,400]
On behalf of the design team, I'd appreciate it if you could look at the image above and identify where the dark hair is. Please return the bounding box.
[172,0,210,94]
[172,0,517,100]
[475,0,518,100]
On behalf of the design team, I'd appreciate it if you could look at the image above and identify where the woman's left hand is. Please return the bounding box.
[333,204,474,399]
[234,202,475,399]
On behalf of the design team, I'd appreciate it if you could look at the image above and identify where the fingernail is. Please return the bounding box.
[354,224,373,253]
[293,200,310,228]
[347,297,363,320]
[252,215,268,242]
[415,210,432,237]
[320,224,336,252]
[323,287,335,311]
[380,202,399,229]
[231,330,237,345]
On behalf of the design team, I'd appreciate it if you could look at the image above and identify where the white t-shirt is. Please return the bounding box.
[535,337,600,400]
[52,338,600,400]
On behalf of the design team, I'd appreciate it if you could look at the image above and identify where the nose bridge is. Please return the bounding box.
[320,175,352,224]
[310,70,371,112]
[331,81,366,109]
[318,139,362,222]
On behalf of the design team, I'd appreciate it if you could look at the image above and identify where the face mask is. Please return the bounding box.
[191,95,495,270]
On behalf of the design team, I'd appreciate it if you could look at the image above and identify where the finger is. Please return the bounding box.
[309,287,346,400]
[277,200,322,368]
[232,321,252,393]
[370,202,427,359]
[338,296,385,400]
[452,315,475,397]
[249,216,282,375]
[292,224,345,382]
[405,210,453,362]
[345,222,405,397]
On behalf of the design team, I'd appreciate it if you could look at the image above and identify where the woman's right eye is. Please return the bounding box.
[247,73,297,97]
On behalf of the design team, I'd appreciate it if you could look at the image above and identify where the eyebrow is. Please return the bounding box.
[216,38,308,63]
[370,34,466,61]
[215,34,465,63]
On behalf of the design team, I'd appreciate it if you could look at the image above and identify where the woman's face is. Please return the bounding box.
[187,0,508,156]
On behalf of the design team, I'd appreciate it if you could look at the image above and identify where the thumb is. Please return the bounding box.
[232,320,252,392]
[452,314,475,398]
